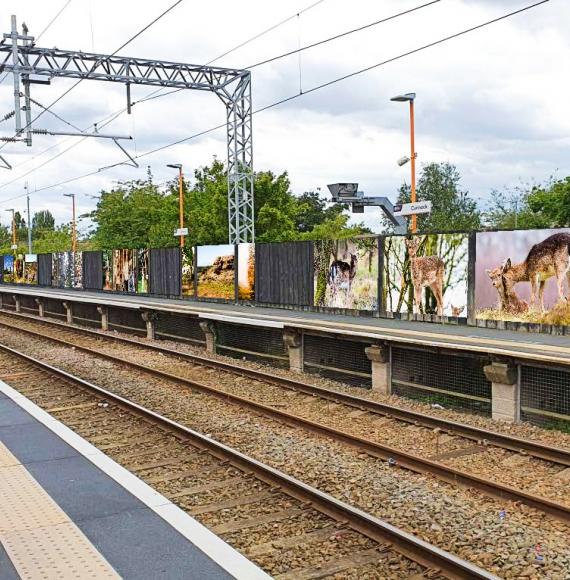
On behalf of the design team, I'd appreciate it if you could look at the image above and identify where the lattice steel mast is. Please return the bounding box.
[0,16,254,242]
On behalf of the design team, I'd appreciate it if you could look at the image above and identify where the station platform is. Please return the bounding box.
[0,379,268,580]
[1,285,569,367]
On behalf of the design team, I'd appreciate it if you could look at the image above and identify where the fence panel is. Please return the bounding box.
[83,251,103,290]
[256,241,313,306]
[150,247,181,296]
[38,254,52,286]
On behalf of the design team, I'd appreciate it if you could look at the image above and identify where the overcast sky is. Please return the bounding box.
[0,0,567,234]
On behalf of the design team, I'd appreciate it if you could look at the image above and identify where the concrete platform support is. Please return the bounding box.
[13,295,20,313]
[141,311,157,340]
[35,298,45,317]
[283,329,303,373]
[483,362,519,422]
[199,321,216,354]
[62,301,73,324]
[97,305,109,331]
[365,344,390,394]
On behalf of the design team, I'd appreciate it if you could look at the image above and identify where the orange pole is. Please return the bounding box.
[71,194,77,253]
[11,210,16,250]
[178,167,184,248]
[410,99,417,233]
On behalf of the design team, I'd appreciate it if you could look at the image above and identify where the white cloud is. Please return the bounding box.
[0,0,567,234]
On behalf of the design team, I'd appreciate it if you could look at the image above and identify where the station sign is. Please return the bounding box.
[393,200,432,217]
[10,244,17,250]
[174,228,189,236]
[25,254,37,262]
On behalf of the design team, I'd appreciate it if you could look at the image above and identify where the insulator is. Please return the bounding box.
[1,111,15,122]
[31,128,48,134]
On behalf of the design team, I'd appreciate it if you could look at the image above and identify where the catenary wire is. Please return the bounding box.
[0,0,549,205]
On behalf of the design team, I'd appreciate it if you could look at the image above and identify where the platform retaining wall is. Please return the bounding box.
[215,322,289,367]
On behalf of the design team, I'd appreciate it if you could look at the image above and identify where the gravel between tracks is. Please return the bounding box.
[1,325,569,578]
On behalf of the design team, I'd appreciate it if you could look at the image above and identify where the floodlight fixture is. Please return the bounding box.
[397,156,410,167]
[327,183,360,201]
[167,163,182,169]
[390,92,416,102]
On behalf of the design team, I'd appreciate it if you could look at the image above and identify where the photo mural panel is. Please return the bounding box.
[13,254,25,284]
[112,249,135,292]
[197,244,235,299]
[383,234,469,316]
[137,249,149,293]
[23,254,38,285]
[2,255,14,283]
[476,228,570,325]
[52,252,83,288]
[181,247,195,296]
[314,238,378,310]
[102,250,113,290]
[237,243,255,300]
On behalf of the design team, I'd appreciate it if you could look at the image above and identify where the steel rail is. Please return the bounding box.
[0,316,568,523]
[0,310,569,467]
[0,342,496,580]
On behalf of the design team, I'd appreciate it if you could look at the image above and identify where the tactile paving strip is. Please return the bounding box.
[0,443,119,579]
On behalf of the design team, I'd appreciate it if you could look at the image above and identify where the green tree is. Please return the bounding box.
[32,210,55,232]
[395,162,481,233]
[484,177,570,230]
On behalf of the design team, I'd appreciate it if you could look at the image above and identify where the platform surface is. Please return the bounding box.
[1,285,569,366]
[0,379,269,580]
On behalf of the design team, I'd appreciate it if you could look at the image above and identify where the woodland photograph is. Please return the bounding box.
[383,234,468,317]
[314,238,378,310]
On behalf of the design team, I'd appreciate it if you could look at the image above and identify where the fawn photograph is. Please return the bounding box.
[197,244,235,299]
[476,228,570,325]
[383,233,468,317]
[313,238,378,310]
[237,243,255,301]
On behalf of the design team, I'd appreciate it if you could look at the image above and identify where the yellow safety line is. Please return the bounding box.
[0,443,119,580]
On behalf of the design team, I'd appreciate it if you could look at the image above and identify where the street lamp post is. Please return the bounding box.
[167,164,185,248]
[63,193,77,253]
[25,182,32,255]
[5,209,16,251]
[391,92,417,233]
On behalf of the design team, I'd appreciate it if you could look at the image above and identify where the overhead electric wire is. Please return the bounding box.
[0,0,328,179]
[205,0,327,65]
[34,0,73,43]
[0,0,549,206]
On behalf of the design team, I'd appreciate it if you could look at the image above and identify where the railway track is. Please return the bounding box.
[0,309,567,465]
[0,310,568,523]
[0,343,494,580]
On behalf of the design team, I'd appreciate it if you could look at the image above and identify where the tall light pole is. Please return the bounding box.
[5,209,16,252]
[391,92,417,233]
[63,193,77,253]
[25,181,32,254]
[167,163,185,248]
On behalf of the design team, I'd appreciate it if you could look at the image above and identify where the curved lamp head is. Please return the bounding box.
[390,92,416,102]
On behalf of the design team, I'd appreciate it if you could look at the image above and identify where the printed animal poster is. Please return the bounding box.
[314,238,378,310]
[476,228,570,325]
[383,234,468,316]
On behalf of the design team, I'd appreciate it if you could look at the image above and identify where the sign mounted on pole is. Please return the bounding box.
[174,228,189,237]
[393,200,432,217]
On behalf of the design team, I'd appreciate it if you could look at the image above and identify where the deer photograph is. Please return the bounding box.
[314,238,378,310]
[476,228,570,322]
[383,233,469,316]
